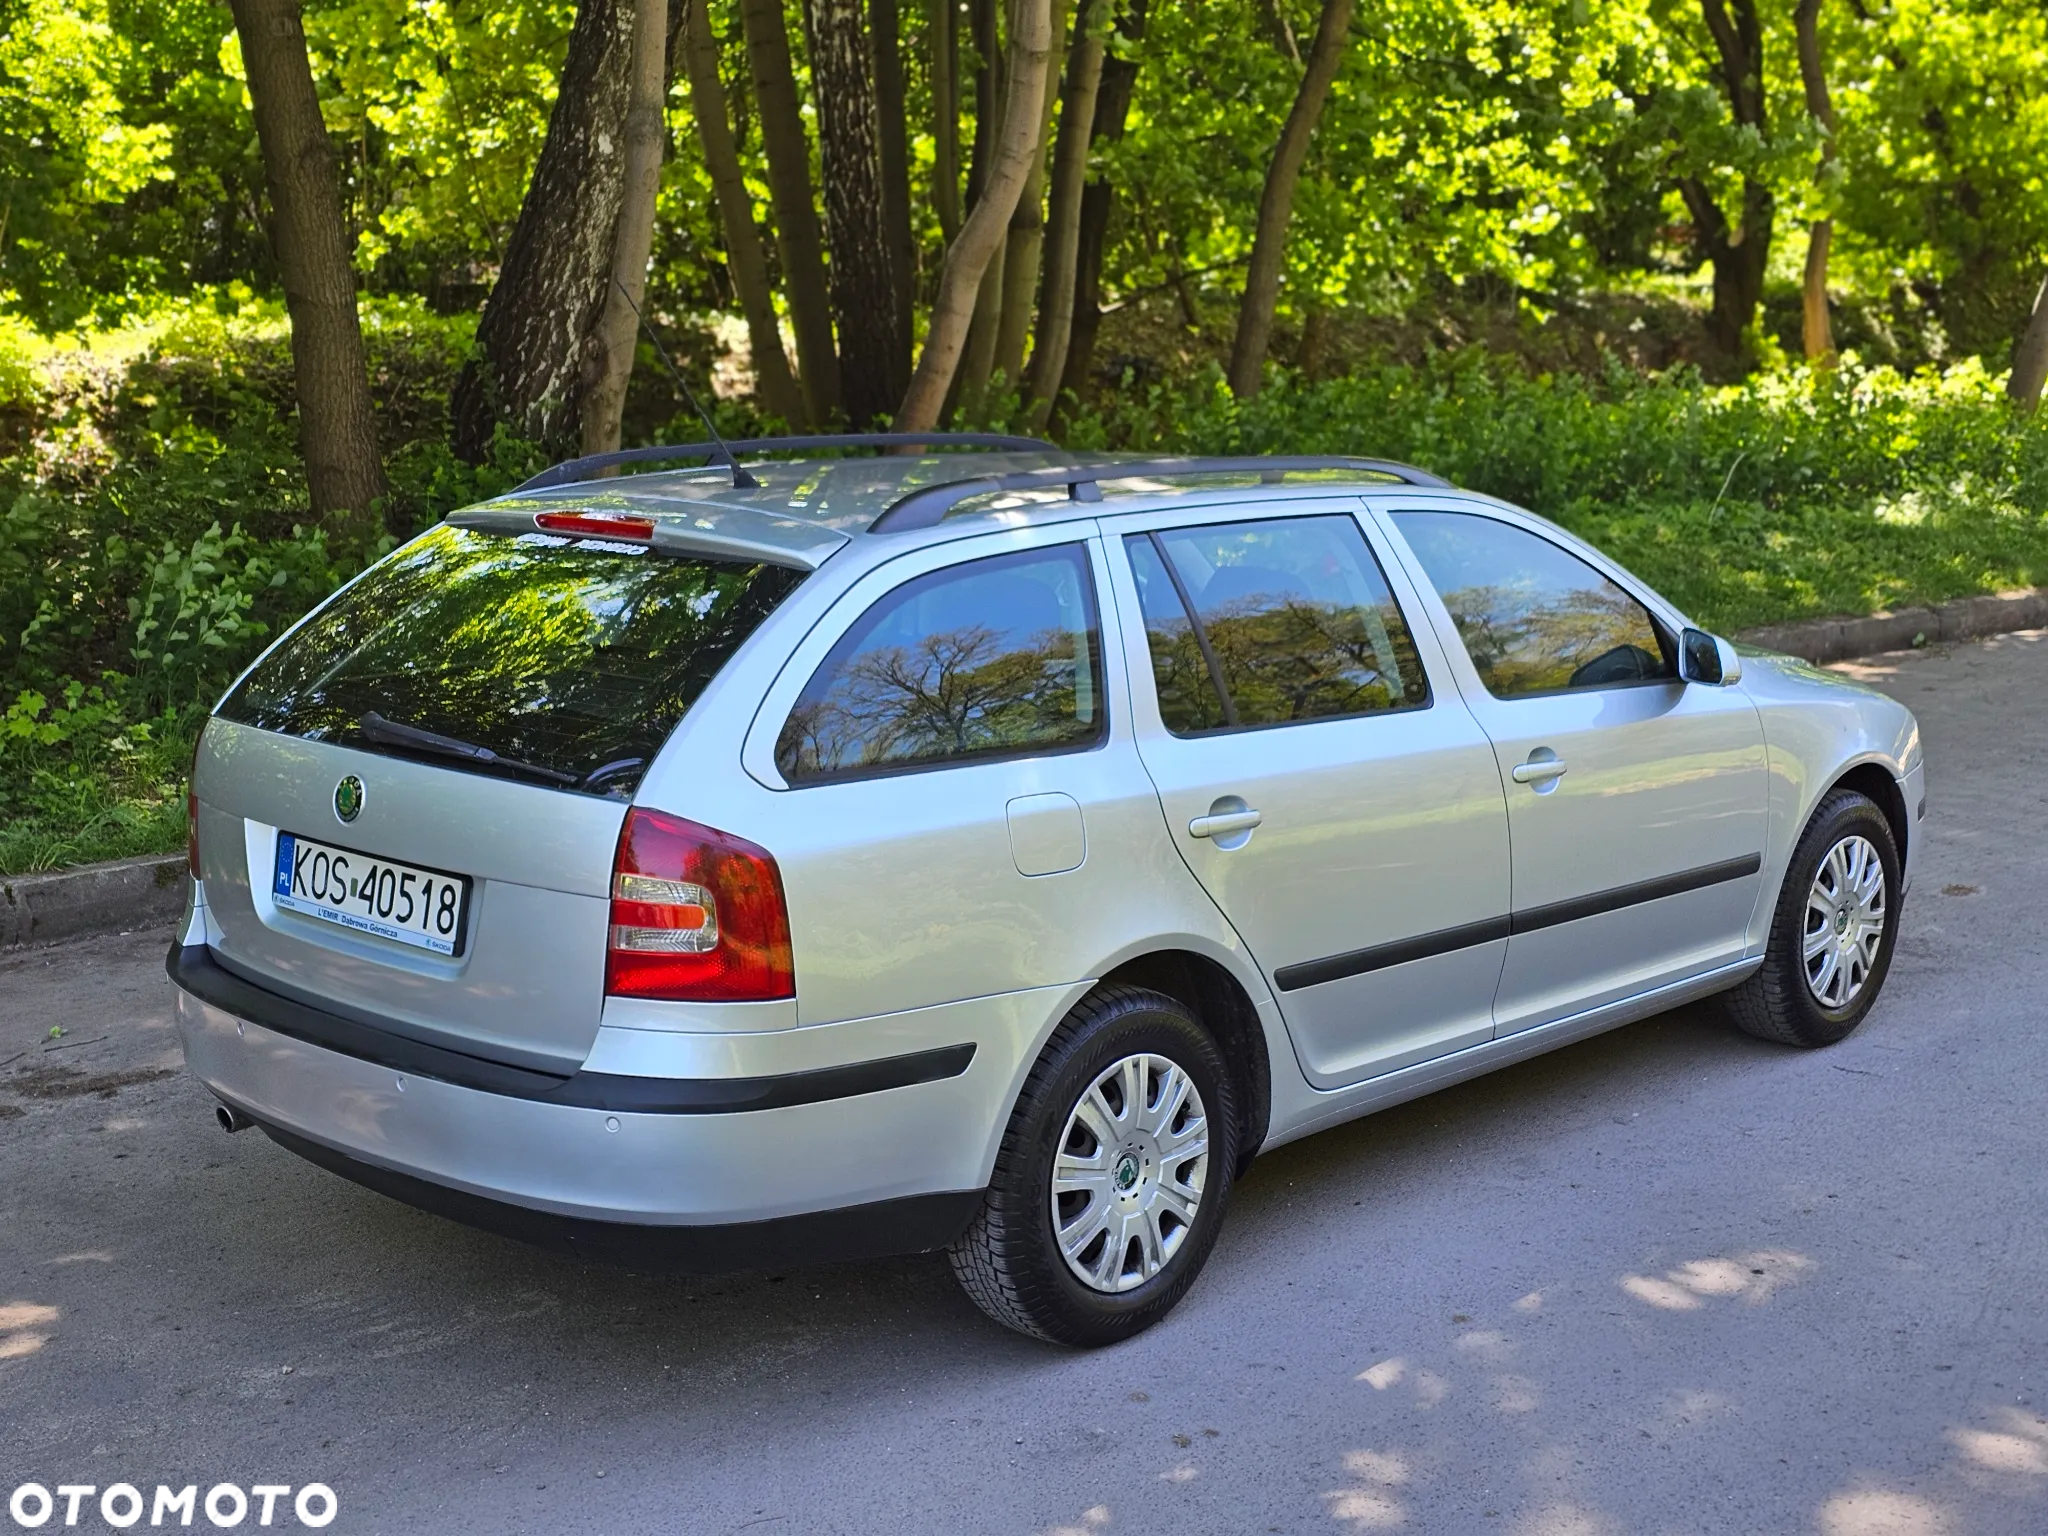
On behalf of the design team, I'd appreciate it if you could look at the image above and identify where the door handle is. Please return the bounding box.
[1511,756,1568,785]
[1189,808,1263,839]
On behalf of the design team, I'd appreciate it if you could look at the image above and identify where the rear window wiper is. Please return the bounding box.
[357,711,579,788]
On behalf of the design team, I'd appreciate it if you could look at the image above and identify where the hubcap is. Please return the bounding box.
[1051,1053,1210,1294]
[1803,834,1887,1011]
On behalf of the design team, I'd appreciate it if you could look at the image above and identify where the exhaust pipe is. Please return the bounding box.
[214,1102,254,1134]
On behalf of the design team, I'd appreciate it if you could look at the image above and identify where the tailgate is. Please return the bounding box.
[194,719,624,1072]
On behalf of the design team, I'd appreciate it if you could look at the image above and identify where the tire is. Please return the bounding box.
[949,985,1238,1346]
[1723,787,1903,1048]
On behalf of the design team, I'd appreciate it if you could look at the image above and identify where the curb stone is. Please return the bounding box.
[1,854,187,948]
[1737,585,2048,666]
[6,586,2046,950]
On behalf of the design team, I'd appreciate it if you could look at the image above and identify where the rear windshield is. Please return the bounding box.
[217,524,804,796]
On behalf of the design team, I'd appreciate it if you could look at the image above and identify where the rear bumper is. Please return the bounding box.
[169,944,1070,1265]
[244,1113,980,1270]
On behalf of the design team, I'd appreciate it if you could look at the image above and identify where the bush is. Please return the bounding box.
[1061,353,2048,631]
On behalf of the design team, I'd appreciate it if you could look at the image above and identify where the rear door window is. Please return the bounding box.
[1125,514,1430,734]
[774,544,1105,784]
[217,524,804,796]
[1391,510,1674,698]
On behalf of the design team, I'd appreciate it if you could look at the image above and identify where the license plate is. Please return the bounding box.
[272,832,470,955]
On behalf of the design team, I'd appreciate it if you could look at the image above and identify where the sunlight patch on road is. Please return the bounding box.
[1451,1328,1514,1363]
[1817,1489,1955,1536]
[0,1300,60,1360]
[1620,1250,1815,1311]
[1341,1450,1410,1485]
[1510,1501,1616,1536]
[1324,1447,1410,1528]
[1947,1408,2048,1476]
[1491,1375,1541,1414]
[1358,1358,1405,1389]
[1353,1358,1448,1409]
[1039,1504,1112,1535]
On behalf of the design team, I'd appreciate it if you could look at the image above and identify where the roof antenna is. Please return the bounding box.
[610,276,759,489]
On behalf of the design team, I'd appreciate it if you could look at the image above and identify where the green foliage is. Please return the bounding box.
[1830,0,2048,356]
[1074,353,2048,629]
[0,293,530,872]
[0,675,193,874]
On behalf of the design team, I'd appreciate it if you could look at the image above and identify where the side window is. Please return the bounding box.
[775,545,1105,783]
[1391,510,1674,699]
[1124,514,1430,735]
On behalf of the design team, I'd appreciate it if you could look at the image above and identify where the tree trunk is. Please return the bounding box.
[1680,174,1775,368]
[1023,0,1110,422]
[928,0,962,240]
[960,237,1007,403]
[1056,180,1114,407]
[228,0,387,531]
[992,0,1069,383]
[873,0,916,398]
[581,0,670,458]
[958,0,1007,399]
[965,0,1004,211]
[805,0,903,425]
[1794,0,1837,364]
[1684,0,1774,373]
[451,0,635,460]
[1226,0,1353,399]
[738,0,841,421]
[1054,0,1146,411]
[1802,222,1834,364]
[2010,271,2048,408]
[896,0,1055,430]
[1295,303,1328,378]
[679,0,806,425]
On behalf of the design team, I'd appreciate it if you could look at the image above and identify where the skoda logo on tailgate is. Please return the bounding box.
[333,775,365,824]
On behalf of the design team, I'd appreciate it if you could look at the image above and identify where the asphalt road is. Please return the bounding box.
[5,631,2047,1536]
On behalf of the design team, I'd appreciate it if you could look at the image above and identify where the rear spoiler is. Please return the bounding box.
[445,498,847,572]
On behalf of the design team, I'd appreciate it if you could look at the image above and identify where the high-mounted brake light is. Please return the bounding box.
[533,510,656,541]
[606,808,794,1002]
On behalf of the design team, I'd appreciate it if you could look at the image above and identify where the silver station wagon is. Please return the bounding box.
[171,435,1923,1345]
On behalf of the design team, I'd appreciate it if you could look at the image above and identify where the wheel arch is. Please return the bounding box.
[1827,758,1910,866]
[1093,949,1272,1179]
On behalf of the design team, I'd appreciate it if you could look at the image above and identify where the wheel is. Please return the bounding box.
[1723,787,1903,1048]
[949,985,1237,1346]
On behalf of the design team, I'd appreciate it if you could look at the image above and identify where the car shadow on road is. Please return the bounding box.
[153,996,1784,1377]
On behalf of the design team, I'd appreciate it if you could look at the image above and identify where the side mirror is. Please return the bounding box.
[1678,628,1743,686]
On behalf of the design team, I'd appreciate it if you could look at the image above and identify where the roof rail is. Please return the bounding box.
[513,432,1058,494]
[865,455,1453,533]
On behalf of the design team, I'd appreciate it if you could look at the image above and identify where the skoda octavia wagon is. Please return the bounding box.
[170,437,1923,1345]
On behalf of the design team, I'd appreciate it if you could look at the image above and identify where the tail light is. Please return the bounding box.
[187,726,206,879]
[606,808,794,1002]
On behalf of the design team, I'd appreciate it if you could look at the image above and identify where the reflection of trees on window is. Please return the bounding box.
[1128,517,1429,736]
[778,623,1092,777]
[1202,592,1424,726]
[1435,582,1669,698]
[1391,511,1673,701]
[776,547,1104,783]
[220,526,802,792]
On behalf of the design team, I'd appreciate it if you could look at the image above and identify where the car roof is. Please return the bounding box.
[453,448,1458,572]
